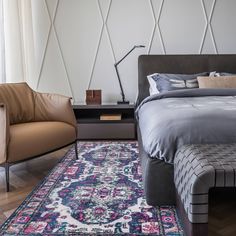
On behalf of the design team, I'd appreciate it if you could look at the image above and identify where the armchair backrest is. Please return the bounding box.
[0,83,35,125]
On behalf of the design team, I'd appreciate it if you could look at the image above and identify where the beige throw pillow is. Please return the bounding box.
[197,76,236,89]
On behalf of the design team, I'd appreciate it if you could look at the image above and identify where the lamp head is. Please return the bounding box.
[135,45,145,48]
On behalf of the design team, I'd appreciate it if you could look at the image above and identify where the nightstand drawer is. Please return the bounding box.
[77,123,135,140]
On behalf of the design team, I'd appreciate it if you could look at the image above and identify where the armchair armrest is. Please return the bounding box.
[0,103,10,164]
[34,92,77,130]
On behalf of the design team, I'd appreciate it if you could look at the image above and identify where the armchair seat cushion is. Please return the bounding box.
[8,121,76,163]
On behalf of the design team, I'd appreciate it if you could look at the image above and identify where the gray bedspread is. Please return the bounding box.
[136,89,236,164]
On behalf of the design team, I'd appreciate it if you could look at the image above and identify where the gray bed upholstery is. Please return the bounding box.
[174,143,236,224]
[138,127,175,205]
[137,54,236,105]
[137,54,236,206]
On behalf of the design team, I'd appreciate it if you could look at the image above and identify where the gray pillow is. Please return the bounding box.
[150,72,208,93]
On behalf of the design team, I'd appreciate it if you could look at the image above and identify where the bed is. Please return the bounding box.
[136,54,236,206]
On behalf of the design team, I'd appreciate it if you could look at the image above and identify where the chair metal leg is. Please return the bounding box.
[5,163,10,192]
[75,141,78,159]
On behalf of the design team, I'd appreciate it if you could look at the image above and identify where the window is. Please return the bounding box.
[0,0,5,83]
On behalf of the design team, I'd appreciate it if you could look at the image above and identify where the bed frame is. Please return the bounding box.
[137,54,236,206]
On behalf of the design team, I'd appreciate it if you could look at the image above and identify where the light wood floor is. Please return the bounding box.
[0,146,236,236]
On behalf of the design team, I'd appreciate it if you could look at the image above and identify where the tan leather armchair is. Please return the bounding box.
[0,82,78,191]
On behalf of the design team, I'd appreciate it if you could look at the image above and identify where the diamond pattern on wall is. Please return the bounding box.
[53,0,103,102]
[199,0,217,54]
[30,0,236,103]
[38,30,72,97]
[107,0,154,60]
[149,0,165,54]
[89,0,120,103]
[89,30,119,103]
[211,0,236,54]
[31,0,51,89]
[202,0,215,19]
[106,0,154,101]
[98,0,111,20]
[45,0,58,20]
[159,0,206,54]
[201,29,216,54]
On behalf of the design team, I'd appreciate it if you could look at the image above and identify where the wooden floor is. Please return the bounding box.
[0,146,69,226]
[0,146,236,235]
[208,189,236,236]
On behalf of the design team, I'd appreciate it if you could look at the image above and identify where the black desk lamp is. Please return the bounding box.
[115,45,145,104]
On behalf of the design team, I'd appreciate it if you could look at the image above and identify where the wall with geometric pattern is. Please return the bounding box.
[30,0,236,104]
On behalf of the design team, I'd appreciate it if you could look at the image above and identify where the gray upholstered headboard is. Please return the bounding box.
[137,54,236,105]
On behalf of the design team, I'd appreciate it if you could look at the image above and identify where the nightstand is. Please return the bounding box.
[73,104,136,140]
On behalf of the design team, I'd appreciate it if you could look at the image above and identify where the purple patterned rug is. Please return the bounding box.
[0,142,183,235]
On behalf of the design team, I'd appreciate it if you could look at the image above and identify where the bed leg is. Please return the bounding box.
[75,141,78,160]
[5,163,10,192]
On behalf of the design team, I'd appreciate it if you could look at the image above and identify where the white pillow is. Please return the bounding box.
[147,73,160,95]
[209,71,234,77]
[209,71,220,77]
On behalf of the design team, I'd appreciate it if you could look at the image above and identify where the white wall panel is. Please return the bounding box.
[90,30,120,103]
[159,0,206,54]
[88,0,118,103]
[54,0,103,102]
[38,30,72,97]
[201,29,216,54]
[106,0,154,102]
[45,0,58,19]
[107,0,154,59]
[151,0,164,17]
[203,0,215,19]
[31,0,51,86]
[211,0,236,54]
[98,0,110,19]
[149,0,165,54]
[29,0,236,103]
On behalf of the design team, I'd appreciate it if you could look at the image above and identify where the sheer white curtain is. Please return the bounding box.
[2,0,35,84]
[0,0,5,83]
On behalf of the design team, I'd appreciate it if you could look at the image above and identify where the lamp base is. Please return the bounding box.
[117,101,129,104]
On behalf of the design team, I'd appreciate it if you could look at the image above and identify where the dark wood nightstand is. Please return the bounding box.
[73,104,136,140]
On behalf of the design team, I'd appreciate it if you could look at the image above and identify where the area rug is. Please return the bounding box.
[0,142,183,235]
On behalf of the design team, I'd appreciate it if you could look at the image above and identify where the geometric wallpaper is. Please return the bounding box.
[30,0,236,103]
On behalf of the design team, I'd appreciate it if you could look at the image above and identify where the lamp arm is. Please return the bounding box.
[114,46,137,102]
[114,46,136,66]
[114,64,126,102]
[114,45,145,103]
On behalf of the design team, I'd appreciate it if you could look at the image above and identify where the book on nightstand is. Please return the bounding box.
[100,114,122,121]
